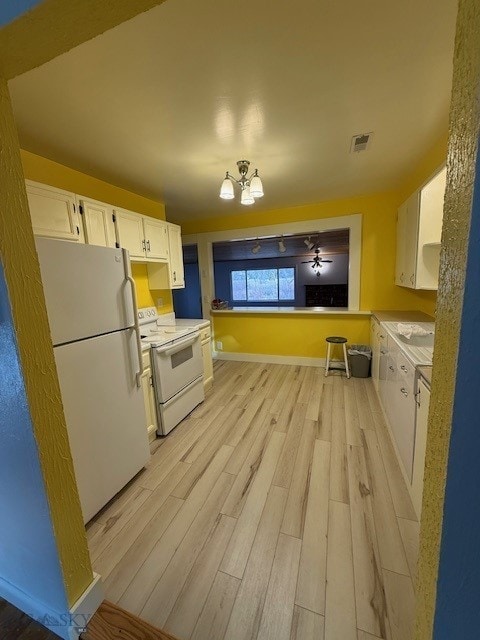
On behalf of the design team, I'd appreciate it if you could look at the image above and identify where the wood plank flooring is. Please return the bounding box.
[87,361,418,640]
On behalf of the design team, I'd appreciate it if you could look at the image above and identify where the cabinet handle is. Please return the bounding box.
[150,375,154,387]
[142,239,146,251]
[400,365,408,372]
[400,387,408,397]
[173,270,176,282]
[400,272,404,283]
[380,350,387,355]
[410,274,414,285]
[389,365,395,371]
[147,240,151,252]
[380,334,385,339]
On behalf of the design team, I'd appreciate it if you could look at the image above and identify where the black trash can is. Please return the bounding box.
[348,345,372,378]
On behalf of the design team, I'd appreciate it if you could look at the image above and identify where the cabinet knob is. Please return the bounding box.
[400,365,408,372]
[400,387,408,397]
[389,365,394,371]
[173,271,176,282]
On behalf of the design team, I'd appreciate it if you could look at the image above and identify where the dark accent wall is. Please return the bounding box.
[214,253,349,307]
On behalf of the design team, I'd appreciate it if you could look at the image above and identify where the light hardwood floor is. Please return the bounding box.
[87,361,419,640]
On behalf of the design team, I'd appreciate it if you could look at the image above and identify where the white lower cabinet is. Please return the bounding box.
[200,326,213,390]
[140,350,158,443]
[371,317,431,518]
[412,378,430,516]
[26,180,83,242]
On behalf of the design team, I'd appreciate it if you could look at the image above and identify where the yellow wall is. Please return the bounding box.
[20,149,173,314]
[183,139,446,358]
[131,263,174,313]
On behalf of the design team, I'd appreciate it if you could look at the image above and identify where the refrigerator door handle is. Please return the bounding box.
[122,249,143,388]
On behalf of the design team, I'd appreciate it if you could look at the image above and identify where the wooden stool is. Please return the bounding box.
[325,336,350,378]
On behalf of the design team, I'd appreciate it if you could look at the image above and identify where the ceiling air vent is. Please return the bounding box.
[350,132,373,153]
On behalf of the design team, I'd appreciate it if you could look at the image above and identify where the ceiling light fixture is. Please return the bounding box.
[220,160,264,206]
[304,236,315,251]
[251,241,261,254]
[278,237,286,253]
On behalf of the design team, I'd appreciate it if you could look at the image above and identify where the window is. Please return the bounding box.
[231,268,295,302]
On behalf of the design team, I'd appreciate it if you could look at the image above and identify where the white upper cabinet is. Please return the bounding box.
[26,180,83,242]
[395,165,446,290]
[115,208,146,259]
[147,223,185,289]
[78,196,116,248]
[167,224,185,288]
[143,218,169,261]
[115,209,169,262]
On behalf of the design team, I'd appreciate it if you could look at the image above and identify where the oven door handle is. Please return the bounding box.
[156,332,200,357]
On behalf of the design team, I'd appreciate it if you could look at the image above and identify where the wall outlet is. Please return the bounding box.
[157,298,164,307]
[216,341,223,351]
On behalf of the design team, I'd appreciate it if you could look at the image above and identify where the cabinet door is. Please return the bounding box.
[370,319,381,389]
[143,218,169,261]
[168,224,185,288]
[396,192,420,288]
[26,180,82,242]
[79,197,116,248]
[115,208,146,259]
[201,338,214,389]
[395,200,408,286]
[404,192,420,288]
[378,333,389,409]
[412,379,430,516]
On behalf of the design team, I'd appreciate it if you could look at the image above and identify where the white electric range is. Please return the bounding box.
[138,307,205,435]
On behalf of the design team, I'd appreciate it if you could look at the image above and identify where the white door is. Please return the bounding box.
[36,238,134,345]
[26,180,82,242]
[144,218,169,261]
[54,329,149,523]
[80,197,116,248]
[168,223,185,287]
[116,208,146,259]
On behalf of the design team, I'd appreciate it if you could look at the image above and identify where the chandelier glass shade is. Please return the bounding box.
[219,160,264,205]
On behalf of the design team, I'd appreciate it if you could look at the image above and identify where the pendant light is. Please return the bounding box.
[219,160,264,205]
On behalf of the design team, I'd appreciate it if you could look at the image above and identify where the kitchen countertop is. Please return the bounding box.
[173,318,210,330]
[372,310,434,323]
[211,307,371,315]
[417,365,433,389]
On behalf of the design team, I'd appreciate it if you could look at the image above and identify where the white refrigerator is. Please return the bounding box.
[35,238,150,524]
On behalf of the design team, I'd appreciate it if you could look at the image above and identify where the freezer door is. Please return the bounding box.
[36,238,135,345]
[54,329,150,523]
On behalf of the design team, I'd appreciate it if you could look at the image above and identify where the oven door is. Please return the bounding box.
[152,332,203,403]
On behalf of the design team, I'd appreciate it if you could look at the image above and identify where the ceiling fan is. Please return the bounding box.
[302,248,332,276]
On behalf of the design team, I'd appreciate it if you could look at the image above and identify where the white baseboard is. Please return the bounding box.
[0,572,103,640]
[67,572,104,640]
[213,351,346,368]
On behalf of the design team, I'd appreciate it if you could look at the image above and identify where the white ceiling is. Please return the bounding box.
[9,0,457,222]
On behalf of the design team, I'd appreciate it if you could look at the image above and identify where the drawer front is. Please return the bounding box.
[200,326,211,342]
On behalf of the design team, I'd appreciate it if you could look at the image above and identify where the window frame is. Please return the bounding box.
[230,266,296,303]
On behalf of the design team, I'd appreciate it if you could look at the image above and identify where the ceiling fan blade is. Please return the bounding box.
[321,259,333,263]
